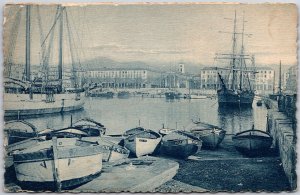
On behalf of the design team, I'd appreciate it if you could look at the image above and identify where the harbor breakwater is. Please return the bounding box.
[265,96,297,190]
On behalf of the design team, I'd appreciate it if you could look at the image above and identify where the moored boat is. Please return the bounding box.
[215,12,256,108]
[73,118,106,136]
[13,137,103,191]
[4,120,38,146]
[4,5,85,117]
[123,127,146,137]
[117,91,130,98]
[38,127,89,140]
[232,126,273,156]
[187,120,226,149]
[160,130,202,159]
[165,91,180,99]
[124,130,162,157]
[88,88,114,98]
[190,94,207,99]
[159,128,176,136]
[5,137,45,169]
[82,136,130,162]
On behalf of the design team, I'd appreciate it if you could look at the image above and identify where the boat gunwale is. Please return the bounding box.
[127,130,161,140]
[233,129,272,137]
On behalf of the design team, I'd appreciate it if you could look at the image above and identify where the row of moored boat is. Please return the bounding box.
[4,118,273,191]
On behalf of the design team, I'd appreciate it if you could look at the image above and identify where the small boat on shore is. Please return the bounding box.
[232,126,273,156]
[124,130,162,157]
[123,127,146,137]
[38,127,89,140]
[159,127,175,136]
[160,131,202,159]
[5,137,45,169]
[13,137,103,191]
[82,136,130,162]
[117,91,130,98]
[73,118,106,136]
[187,120,226,149]
[4,120,38,146]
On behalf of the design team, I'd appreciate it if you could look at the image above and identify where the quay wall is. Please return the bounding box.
[266,99,297,190]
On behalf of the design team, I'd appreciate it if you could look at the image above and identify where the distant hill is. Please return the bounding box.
[61,56,294,77]
[79,56,206,74]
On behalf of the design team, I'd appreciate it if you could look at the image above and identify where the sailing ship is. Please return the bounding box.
[216,12,256,107]
[4,5,85,117]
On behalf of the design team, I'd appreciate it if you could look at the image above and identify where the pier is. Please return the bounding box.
[265,94,297,190]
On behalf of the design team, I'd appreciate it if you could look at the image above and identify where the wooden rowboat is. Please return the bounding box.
[82,136,130,162]
[187,120,226,149]
[232,127,273,156]
[124,130,162,158]
[4,120,38,146]
[13,137,103,191]
[160,131,202,159]
[159,128,175,136]
[123,127,146,137]
[72,118,106,136]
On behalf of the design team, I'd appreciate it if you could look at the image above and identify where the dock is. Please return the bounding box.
[70,156,179,193]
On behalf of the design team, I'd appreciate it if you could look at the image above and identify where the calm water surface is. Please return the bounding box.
[9,97,268,135]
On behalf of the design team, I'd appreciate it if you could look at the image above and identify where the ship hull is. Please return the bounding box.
[217,89,254,107]
[4,92,85,117]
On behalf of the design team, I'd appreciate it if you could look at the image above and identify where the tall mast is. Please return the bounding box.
[279,60,282,95]
[58,5,63,92]
[231,11,237,90]
[25,5,31,81]
[239,12,246,90]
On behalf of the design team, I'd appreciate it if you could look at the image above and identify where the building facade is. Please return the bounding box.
[284,65,298,94]
[254,67,275,95]
[81,68,163,88]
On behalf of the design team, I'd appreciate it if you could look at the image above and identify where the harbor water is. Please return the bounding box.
[7,97,268,135]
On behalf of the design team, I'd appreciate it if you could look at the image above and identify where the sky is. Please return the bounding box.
[3,3,298,68]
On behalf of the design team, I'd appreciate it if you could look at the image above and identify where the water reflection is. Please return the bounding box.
[5,97,268,135]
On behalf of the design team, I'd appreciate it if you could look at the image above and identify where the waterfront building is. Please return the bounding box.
[199,67,227,89]
[254,67,275,95]
[82,68,163,88]
[284,65,298,94]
